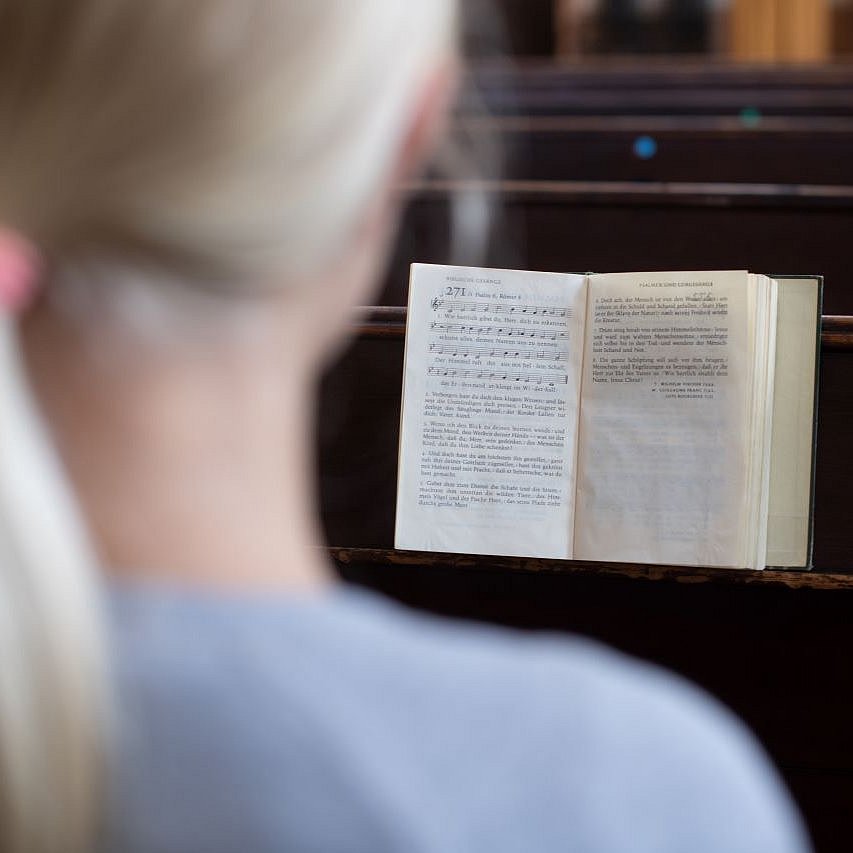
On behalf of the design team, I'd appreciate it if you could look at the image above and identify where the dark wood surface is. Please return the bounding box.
[382,181,853,314]
[457,115,853,184]
[823,315,853,350]
[463,62,853,116]
[331,547,853,590]
[462,0,555,58]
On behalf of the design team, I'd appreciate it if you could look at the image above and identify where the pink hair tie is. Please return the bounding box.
[0,228,40,313]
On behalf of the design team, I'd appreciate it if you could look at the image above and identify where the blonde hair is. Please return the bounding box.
[0,2,457,852]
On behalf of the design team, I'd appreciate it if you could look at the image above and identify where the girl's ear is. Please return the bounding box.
[393,60,459,184]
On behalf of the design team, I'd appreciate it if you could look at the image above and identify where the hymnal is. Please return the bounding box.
[395,265,821,570]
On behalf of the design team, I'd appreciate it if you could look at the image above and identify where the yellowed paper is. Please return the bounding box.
[573,271,754,567]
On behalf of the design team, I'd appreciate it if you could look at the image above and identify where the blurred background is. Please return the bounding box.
[320,5,853,850]
[376,0,853,312]
[474,0,838,61]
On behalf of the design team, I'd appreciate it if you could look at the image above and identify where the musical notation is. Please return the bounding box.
[430,321,570,340]
[431,297,568,318]
[429,343,567,362]
[427,366,568,385]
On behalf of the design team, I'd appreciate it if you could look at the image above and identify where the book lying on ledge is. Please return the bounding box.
[395,265,821,570]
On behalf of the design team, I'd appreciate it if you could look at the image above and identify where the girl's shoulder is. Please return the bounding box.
[103,581,809,853]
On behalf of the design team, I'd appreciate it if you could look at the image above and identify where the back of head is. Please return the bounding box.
[0,0,454,284]
[0,3,456,852]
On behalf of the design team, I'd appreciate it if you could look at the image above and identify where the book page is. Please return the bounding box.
[395,264,587,559]
[573,271,754,568]
[743,275,778,570]
[765,278,820,568]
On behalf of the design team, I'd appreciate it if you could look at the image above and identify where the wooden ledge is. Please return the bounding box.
[405,178,853,208]
[354,307,853,351]
[458,114,853,133]
[329,547,853,591]
[353,306,406,339]
[465,60,853,86]
[822,315,853,350]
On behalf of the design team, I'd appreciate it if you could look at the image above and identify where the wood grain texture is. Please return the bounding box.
[382,184,853,313]
[822,315,853,350]
[451,116,853,185]
[330,547,853,590]
[405,179,853,208]
[354,306,853,351]
[461,61,853,117]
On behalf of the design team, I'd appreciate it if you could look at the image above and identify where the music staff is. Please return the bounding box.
[430,297,568,317]
[427,366,568,385]
[430,321,570,340]
[429,343,567,362]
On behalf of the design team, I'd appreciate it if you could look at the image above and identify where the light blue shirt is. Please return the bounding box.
[103,582,811,852]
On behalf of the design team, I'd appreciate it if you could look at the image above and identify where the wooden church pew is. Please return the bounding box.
[317,57,853,853]
[455,115,853,185]
[381,180,853,315]
[317,311,853,853]
[462,62,853,118]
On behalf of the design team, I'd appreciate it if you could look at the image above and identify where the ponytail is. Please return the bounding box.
[0,314,107,853]
[0,3,457,851]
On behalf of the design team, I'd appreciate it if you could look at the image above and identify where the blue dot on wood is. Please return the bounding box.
[633,135,657,160]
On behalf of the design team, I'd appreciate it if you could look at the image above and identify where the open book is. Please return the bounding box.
[395,265,821,570]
